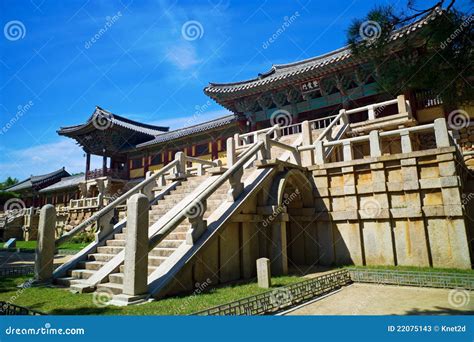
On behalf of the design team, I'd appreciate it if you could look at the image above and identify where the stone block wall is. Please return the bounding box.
[310,146,472,269]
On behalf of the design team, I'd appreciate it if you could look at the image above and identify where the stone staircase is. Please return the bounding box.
[54,170,241,295]
[55,174,214,289]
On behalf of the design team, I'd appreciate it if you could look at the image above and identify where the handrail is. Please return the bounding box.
[184,156,217,167]
[148,141,265,248]
[55,159,179,246]
[345,98,397,115]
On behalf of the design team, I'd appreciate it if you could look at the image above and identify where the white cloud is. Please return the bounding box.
[165,43,201,70]
[0,139,101,180]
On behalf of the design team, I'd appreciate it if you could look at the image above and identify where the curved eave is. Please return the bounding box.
[204,7,443,100]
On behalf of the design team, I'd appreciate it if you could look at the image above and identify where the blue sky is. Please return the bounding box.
[0,0,469,180]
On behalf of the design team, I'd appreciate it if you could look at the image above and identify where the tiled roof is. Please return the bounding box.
[137,114,237,148]
[39,174,85,193]
[204,8,443,97]
[5,168,70,192]
[58,107,169,137]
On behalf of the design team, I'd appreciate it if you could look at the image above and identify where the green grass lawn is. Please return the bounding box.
[0,275,302,315]
[3,241,89,251]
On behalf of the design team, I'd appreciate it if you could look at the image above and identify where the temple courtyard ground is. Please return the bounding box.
[285,283,474,315]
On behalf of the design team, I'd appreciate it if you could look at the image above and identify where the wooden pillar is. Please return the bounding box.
[102,155,107,175]
[85,152,91,176]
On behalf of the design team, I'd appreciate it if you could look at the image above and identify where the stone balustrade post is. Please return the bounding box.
[257,133,271,160]
[226,137,236,167]
[368,105,375,120]
[111,194,149,305]
[174,152,187,179]
[369,130,382,157]
[95,209,116,241]
[186,199,207,245]
[228,168,244,202]
[342,141,353,161]
[340,109,348,125]
[400,130,412,153]
[256,258,271,288]
[301,120,314,166]
[434,118,451,148]
[233,133,240,147]
[34,204,56,283]
[273,124,281,139]
[397,95,411,117]
[314,140,325,165]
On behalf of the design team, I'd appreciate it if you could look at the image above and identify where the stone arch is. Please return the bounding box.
[265,168,316,275]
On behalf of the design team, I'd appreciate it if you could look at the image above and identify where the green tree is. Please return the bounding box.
[0,177,18,190]
[347,0,473,110]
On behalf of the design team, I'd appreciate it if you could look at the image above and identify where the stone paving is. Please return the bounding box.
[286,283,474,315]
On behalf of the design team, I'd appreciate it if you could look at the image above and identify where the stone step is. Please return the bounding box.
[114,233,126,240]
[106,239,125,247]
[55,276,84,287]
[119,265,157,275]
[149,256,167,267]
[168,231,186,240]
[150,247,176,257]
[78,260,107,271]
[108,272,124,284]
[70,269,96,279]
[158,239,183,248]
[88,253,115,262]
[96,282,123,295]
[97,246,124,254]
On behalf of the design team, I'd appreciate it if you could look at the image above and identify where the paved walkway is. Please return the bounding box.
[0,251,72,268]
[286,283,474,315]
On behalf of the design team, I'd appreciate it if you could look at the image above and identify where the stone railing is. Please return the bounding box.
[86,167,127,180]
[299,118,450,165]
[69,196,100,209]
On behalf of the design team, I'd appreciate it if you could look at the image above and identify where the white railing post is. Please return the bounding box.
[257,133,271,160]
[369,130,382,157]
[273,124,281,139]
[226,137,236,167]
[174,152,186,179]
[434,118,451,148]
[301,120,314,166]
[368,105,375,120]
[397,94,408,114]
[314,140,325,165]
[234,133,240,147]
[35,204,56,283]
[342,141,353,161]
[340,109,348,125]
[400,130,412,153]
